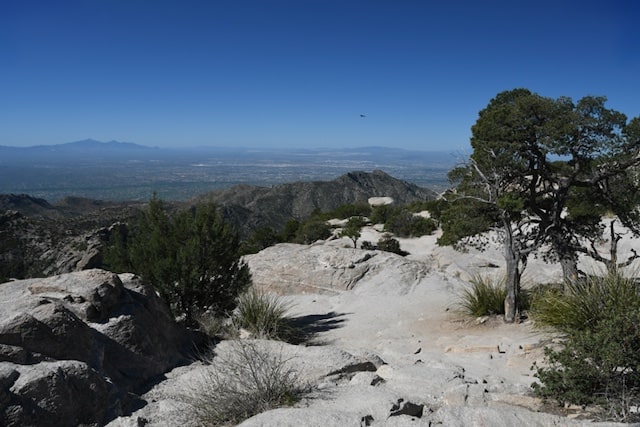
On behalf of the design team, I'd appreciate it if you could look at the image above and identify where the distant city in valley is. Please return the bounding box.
[0,140,462,202]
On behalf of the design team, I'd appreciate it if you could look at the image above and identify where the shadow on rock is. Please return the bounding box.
[288,311,350,345]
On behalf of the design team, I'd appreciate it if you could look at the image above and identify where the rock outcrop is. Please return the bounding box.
[0,269,194,427]
[0,196,141,281]
[244,243,430,295]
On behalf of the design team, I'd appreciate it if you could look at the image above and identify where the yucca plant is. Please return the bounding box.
[456,274,508,317]
[531,272,640,421]
[529,272,640,334]
[234,288,297,341]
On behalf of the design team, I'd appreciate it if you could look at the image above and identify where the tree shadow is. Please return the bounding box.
[288,311,350,345]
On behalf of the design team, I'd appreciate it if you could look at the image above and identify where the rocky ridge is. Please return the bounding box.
[201,170,437,236]
[0,269,196,426]
[0,170,435,280]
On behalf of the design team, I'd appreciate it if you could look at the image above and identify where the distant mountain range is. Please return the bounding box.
[0,139,461,161]
[0,139,156,160]
[0,138,152,150]
[0,139,460,201]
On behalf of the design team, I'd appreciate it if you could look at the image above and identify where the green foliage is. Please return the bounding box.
[339,216,365,248]
[370,204,394,225]
[529,273,640,334]
[329,202,372,220]
[385,209,436,237]
[371,205,437,238]
[439,88,640,321]
[281,219,301,242]
[242,227,283,254]
[185,340,309,426]
[360,236,407,256]
[376,236,407,256]
[360,241,376,250]
[294,219,331,244]
[531,273,640,421]
[437,196,498,249]
[456,274,507,317]
[104,196,252,326]
[406,200,433,213]
[234,288,297,342]
[421,199,447,226]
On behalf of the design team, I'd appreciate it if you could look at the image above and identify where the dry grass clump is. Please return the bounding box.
[196,287,299,342]
[234,288,298,341]
[185,340,309,426]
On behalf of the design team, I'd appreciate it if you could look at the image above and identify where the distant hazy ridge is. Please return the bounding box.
[0,140,457,202]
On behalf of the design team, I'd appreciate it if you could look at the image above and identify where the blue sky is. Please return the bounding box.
[1,0,638,151]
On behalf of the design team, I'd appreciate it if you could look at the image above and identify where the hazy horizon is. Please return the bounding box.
[0,140,458,202]
[0,138,464,154]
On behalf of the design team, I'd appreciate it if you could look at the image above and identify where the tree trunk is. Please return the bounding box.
[504,251,521,323]
[560,254,579,287]
[503,225,522,323]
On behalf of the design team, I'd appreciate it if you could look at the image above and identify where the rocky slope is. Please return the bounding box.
[0,269,198,426]
[106,232,625,427]
[0,198,141,281]
[200,170,437,236]
[0,170,437,280]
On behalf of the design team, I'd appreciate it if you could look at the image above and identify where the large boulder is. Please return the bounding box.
[0,269,194,426]
[1,360,109,427]
[244,243,430,295]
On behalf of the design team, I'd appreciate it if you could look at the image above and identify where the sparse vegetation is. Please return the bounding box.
[376,235,407,256]
[456,274,508,317]
[294,218,331,244]
[326,202,372,220]
[370,204,436,238]
[234,288,298,342]
[531,272,640,422]
[361,235,408,256]
[338,216,365,248]
[185,340,309,426]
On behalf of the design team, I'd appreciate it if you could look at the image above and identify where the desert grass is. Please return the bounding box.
[234,288,299,342]
[185,340,309,426]
[529,271,640,333]
[456,273,507,317]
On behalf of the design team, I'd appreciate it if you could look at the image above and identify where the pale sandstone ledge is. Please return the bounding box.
[110,225,630,426]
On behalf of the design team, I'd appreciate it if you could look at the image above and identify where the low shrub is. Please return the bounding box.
[294,219,331,244]
[186,340,309,426]
[531,273,640,422]
[361,240,376,250]
[330,202,372,220]
[384,209,437,238]
[376,236,407,256]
